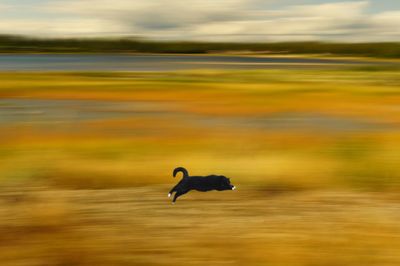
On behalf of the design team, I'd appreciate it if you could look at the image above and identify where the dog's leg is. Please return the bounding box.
[172,190,189,203]
[169,179,187,198]
[168,184,180,197]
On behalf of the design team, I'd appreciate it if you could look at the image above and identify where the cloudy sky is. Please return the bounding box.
[0,0,399,41]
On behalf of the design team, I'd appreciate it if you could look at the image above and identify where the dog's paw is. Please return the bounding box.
[168,193,171,198]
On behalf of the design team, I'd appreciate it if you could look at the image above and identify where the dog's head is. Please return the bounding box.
[219,176,236,191]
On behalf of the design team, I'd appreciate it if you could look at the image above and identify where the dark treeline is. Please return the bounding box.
[1,35,400,58]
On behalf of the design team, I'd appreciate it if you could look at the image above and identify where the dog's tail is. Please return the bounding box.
[173,167,189,179]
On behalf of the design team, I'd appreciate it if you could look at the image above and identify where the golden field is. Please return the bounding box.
[1,66,400,265]
[2,187,400,266]
[1,69,400,189]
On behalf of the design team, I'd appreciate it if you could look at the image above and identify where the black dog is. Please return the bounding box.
[168,167,235,203]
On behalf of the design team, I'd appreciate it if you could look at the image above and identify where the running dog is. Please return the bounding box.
[168,167,236,203]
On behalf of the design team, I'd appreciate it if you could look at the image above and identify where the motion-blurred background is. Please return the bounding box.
[1,1,400,266]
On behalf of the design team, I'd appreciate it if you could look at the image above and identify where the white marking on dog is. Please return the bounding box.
[232,186,236,190]
[168,193,171,198]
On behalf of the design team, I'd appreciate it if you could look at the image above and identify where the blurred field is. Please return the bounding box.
[1,68,400,190]
[2,186,400,266]
[1,66,400,265]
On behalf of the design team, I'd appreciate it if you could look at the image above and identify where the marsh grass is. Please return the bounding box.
[1,69,400,190]
[1,187,400,266]
[1,68,400,265]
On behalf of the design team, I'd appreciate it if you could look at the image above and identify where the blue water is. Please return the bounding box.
[0,54,370,71]
[0,99,392,134]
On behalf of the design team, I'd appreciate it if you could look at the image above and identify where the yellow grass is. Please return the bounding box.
[1,68,400,265]
[1,69,400,189]
[1,187,400,266]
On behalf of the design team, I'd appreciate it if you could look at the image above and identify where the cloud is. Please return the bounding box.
[0,0,399,41]
[371,11,400,37]
[188,1,400,42]
[48,0,254,30]
[0,18,124,37]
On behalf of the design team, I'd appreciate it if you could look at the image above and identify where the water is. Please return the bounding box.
[0,54,375,71]
[0,99,392,133]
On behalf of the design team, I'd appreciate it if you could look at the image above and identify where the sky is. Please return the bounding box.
[0,0,399,42]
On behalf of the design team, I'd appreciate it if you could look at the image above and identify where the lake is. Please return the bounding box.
[0,54,381,71]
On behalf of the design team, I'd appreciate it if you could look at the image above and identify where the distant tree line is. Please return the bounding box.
[0,35,399,58]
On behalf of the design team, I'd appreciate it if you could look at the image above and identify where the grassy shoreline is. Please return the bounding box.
[1,36,400,58]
